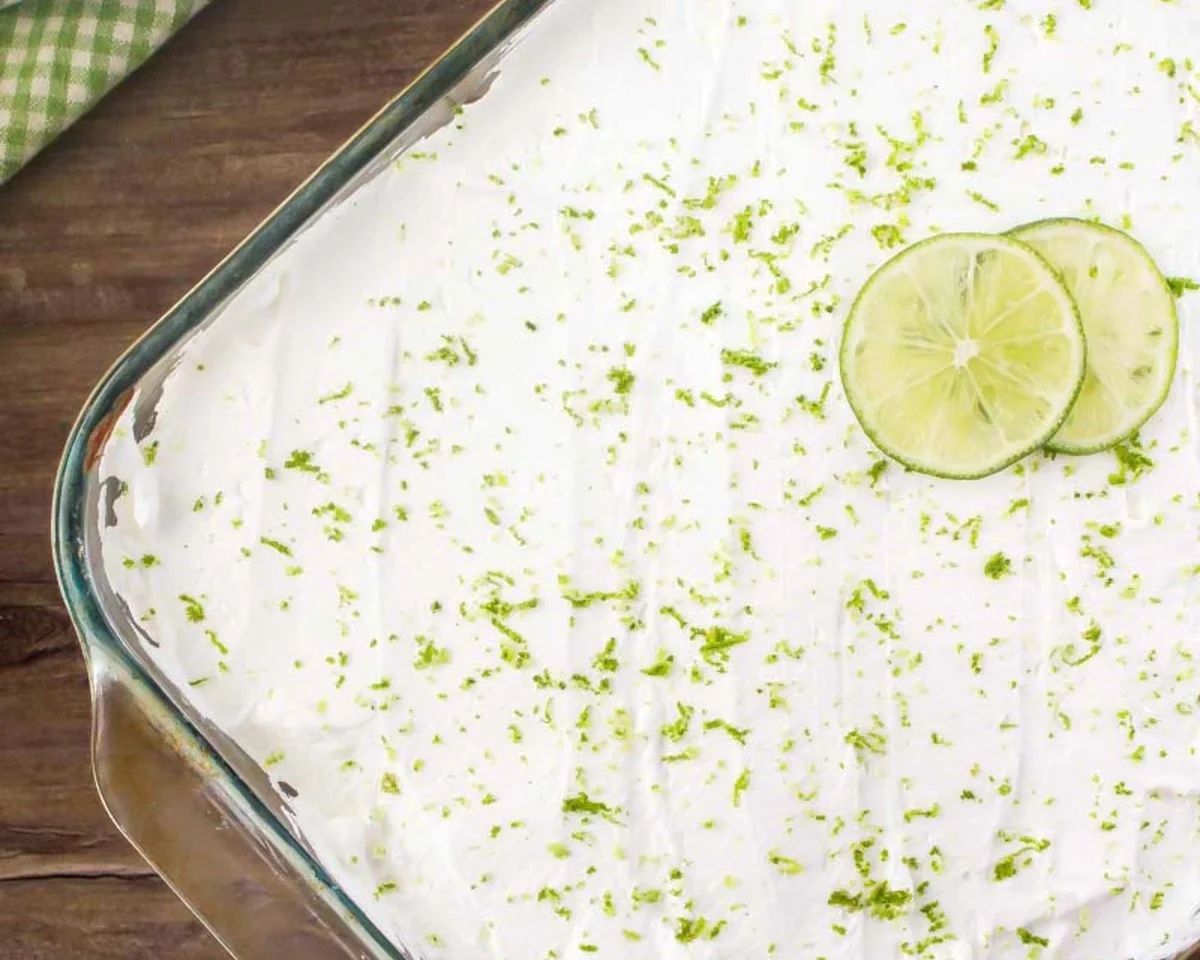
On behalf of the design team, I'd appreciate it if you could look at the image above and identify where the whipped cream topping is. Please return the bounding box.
[100,1,1200,957]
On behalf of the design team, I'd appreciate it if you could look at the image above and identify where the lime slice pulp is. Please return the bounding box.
[840,233,1086,480]
[1008,218,1179,454]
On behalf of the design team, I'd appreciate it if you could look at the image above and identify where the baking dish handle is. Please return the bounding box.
[86,644,390,960]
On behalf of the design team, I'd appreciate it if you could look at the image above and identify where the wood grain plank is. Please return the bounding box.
[0,585,147,884]
[0,0,491,955]
[1,876,221,960]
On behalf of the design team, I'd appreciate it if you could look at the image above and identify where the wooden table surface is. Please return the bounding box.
[7,4,1200,960]
[0,1,491,956]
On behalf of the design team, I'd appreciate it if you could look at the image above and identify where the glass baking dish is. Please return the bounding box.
[51,3,550,957]
[50,1,1200,957]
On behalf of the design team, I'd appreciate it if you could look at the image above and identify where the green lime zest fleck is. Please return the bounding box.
[373,881,398,899]
[992,836,1051,881]
[259,537,293,557]
[693,624,750,667]
[798,485,825,508]
[318,383,354,405]
[661,702,694,741]
[768,850,804,875]
[642,650,674,677]
[967,190,999,211]
[562,792,621,823]
[607,366,636,395]
[284,449,322,474]
[700,301,724,325]
[590,643,619,672]
[870,223,906,249]
[903,804,941,822]
[732,768,751,807]
[663,746,700,763]
[561,578,640,608]
[414,636,451,669]
[675,915,724,944]
[980,80,1007,105]
[179,594,206,623]
[632,887,662,905]
[984,552,1013,580]
[1166,276,1199,297]
[1058,621,1102,667]
[560,205,596,220]
[684,174,737,211]
[982,24,999,73]
[1017,928,1049,948]
[642,173,676,197]
[491,618,531,668]
[637,47,662,71]
[720,348,776,376]
[426,335,478,367]
[1014,134,1048,159]
[728,205,755,242]
[703,718,749,744]
[828,881,912,921]
[1108,435,1154,486]
[845,722,887,757]
[818,22,838,84]
[812,225,854,259]
[796,383,832,419]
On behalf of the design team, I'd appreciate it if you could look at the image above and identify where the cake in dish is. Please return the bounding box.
[99,0,1200,957]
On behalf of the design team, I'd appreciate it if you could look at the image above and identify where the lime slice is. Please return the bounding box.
[1008,218,1178,454]
[840,233,1086,480]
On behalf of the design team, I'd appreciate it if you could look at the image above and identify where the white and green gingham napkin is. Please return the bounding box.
[0,0,210,184]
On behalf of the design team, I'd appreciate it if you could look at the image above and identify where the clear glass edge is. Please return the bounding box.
[50,1,552,957]
[86,642,396,959]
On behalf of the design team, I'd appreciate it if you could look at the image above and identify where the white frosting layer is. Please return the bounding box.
[100,1,1200,958]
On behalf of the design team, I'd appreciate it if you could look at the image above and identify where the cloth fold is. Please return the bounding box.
[0,0,210,185]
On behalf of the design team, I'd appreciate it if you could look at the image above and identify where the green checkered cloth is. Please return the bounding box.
[0,0,210,184]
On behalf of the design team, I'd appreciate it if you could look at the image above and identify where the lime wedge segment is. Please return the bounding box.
[1008,218,1179,454]
[840,233,1086,480]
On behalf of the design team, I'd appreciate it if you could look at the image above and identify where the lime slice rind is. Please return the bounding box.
[841,233,1087,480]
[1008,218,1179,456]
